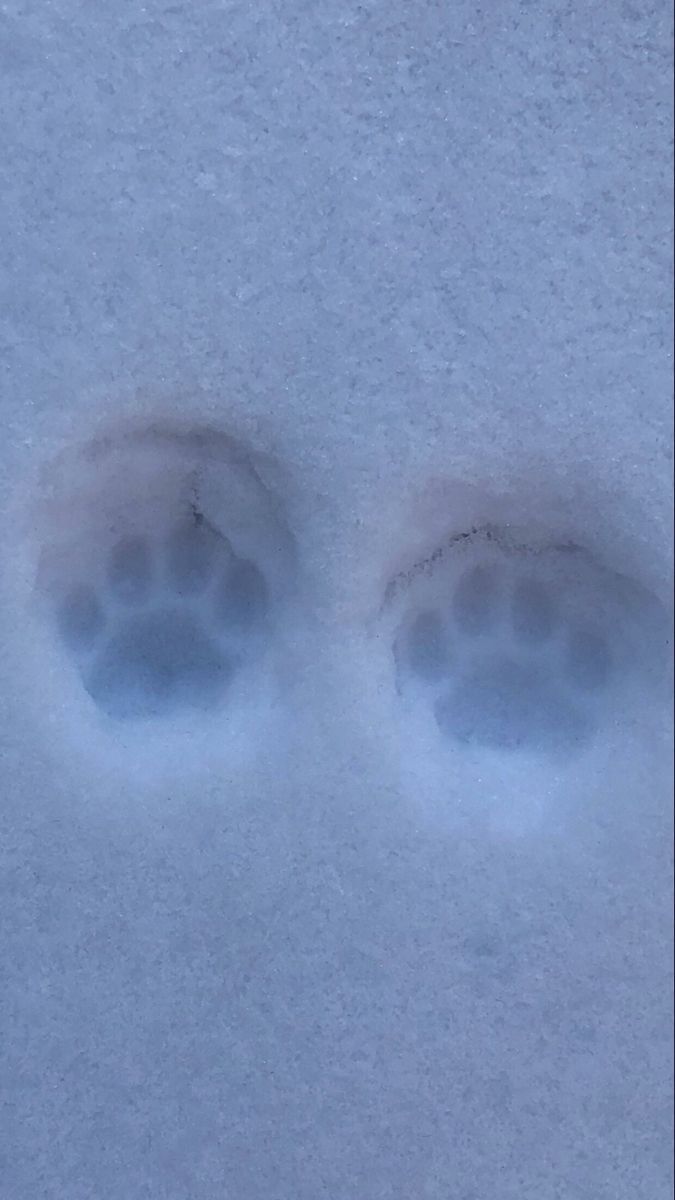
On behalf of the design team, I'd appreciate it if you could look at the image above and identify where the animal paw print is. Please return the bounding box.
[56,518,269,720]
[397,560,615,759]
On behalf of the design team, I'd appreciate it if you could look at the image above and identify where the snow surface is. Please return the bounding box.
[0,2,673,1198]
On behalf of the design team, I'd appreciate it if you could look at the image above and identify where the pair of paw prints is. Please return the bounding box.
[397,558,616,759]
[27,423,665,771]
[57,518,268,720]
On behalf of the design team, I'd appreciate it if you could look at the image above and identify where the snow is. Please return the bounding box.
[0,2,672,1197]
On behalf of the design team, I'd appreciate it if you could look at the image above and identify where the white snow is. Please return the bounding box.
[0,2,672,1198]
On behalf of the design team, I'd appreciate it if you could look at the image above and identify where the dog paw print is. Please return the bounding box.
[25,420,296,736]
[396,559,618,759]
[56,519,269,720]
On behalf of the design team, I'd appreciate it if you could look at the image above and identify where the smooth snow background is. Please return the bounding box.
[0,2,673,1198]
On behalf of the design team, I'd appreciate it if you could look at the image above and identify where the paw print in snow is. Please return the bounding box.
[398,560,614,758]
[57,519,269,720]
